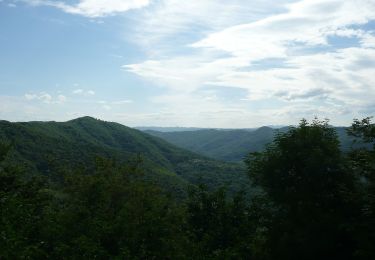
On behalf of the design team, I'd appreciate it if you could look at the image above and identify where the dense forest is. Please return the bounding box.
[145,126,361,162]
[1,117,375,259]
[0,117,249,196]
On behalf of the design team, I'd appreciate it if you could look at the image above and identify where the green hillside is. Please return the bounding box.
[145,126,362,162]
[145,126,277,162]
[0,117,248,195]
[2,117,375,259]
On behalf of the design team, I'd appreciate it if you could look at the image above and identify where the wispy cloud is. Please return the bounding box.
[72,89,84,94]
[5,0,375,126]
[24,92,67,104]
[57,94,67,103]
[21,0,151,17]
[72,89,95,96]
[192,0,375,59]
[112,100,133,105]
[97,99,133,108]
[132,0,294,49]
[124,0,375,123]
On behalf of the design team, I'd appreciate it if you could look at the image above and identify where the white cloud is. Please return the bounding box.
[112,100,133,105]
[192,0,375,59]
[24,93,37,100]
[39,92,52,103]
[73,89,84,94]
[57,94,67,103]
[73,89,95,96]
[24,92,66,104]
[124,0,375,122]
[132,0,294,49]
[12,0,375,126]
[22,0,151,17]
[96,100,133,110]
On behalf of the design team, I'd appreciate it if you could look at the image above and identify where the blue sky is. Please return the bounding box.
[1,0,375,127]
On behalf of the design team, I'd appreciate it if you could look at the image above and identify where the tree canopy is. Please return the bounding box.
[1,117,375,259]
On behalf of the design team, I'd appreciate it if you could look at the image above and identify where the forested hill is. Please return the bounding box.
[144,126,281,162]
[0,116,248,195]
[144,126,359,162]
[2,117,375,259]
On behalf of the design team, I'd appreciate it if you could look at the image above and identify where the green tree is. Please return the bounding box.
[246,119,358,260]
[0,142,51,259]
[186,184,255,259]
[40,156,189,259]
[0,145,190,259]
[348,117,375,259]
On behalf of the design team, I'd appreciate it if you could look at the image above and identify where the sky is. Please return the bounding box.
[0,0,375,127]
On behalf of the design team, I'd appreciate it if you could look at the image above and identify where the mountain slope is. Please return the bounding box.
[144,126,361,162]
[145,126,277,162]
[0,117,248,195]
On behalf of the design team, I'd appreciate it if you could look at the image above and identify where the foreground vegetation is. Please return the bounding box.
[1,117,374,259]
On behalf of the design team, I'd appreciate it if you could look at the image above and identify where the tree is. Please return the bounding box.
[0,145,190,259]
[347,117,375,259]
[0,142,50,259]
[186,184,255,259]
[246,118,358,260]
[40,156,190,259]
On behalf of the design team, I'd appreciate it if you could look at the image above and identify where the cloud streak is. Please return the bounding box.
[123,0,375,124]
[7,0,375,127]
[72,89,95,96]
[22,0,151,17]
[25,92,67,104]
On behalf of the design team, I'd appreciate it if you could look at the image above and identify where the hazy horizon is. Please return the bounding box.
[1,0,375,127]
[1,115,356,130]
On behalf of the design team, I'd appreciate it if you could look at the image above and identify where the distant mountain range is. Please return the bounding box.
[135,126,286,132]
[0,117,364,197]
[0,117,249,196]
[143,126,361,162]
[135,126,259,132]
[135,126,210,132]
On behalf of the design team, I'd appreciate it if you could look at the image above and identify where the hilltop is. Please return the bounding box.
[0,117,248,195]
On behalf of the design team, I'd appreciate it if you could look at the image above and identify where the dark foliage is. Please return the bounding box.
[0,117,247,196]
[1,117,375,259]
[246,118,361,259]
[347,117,375,259]
[145,125,361,162]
